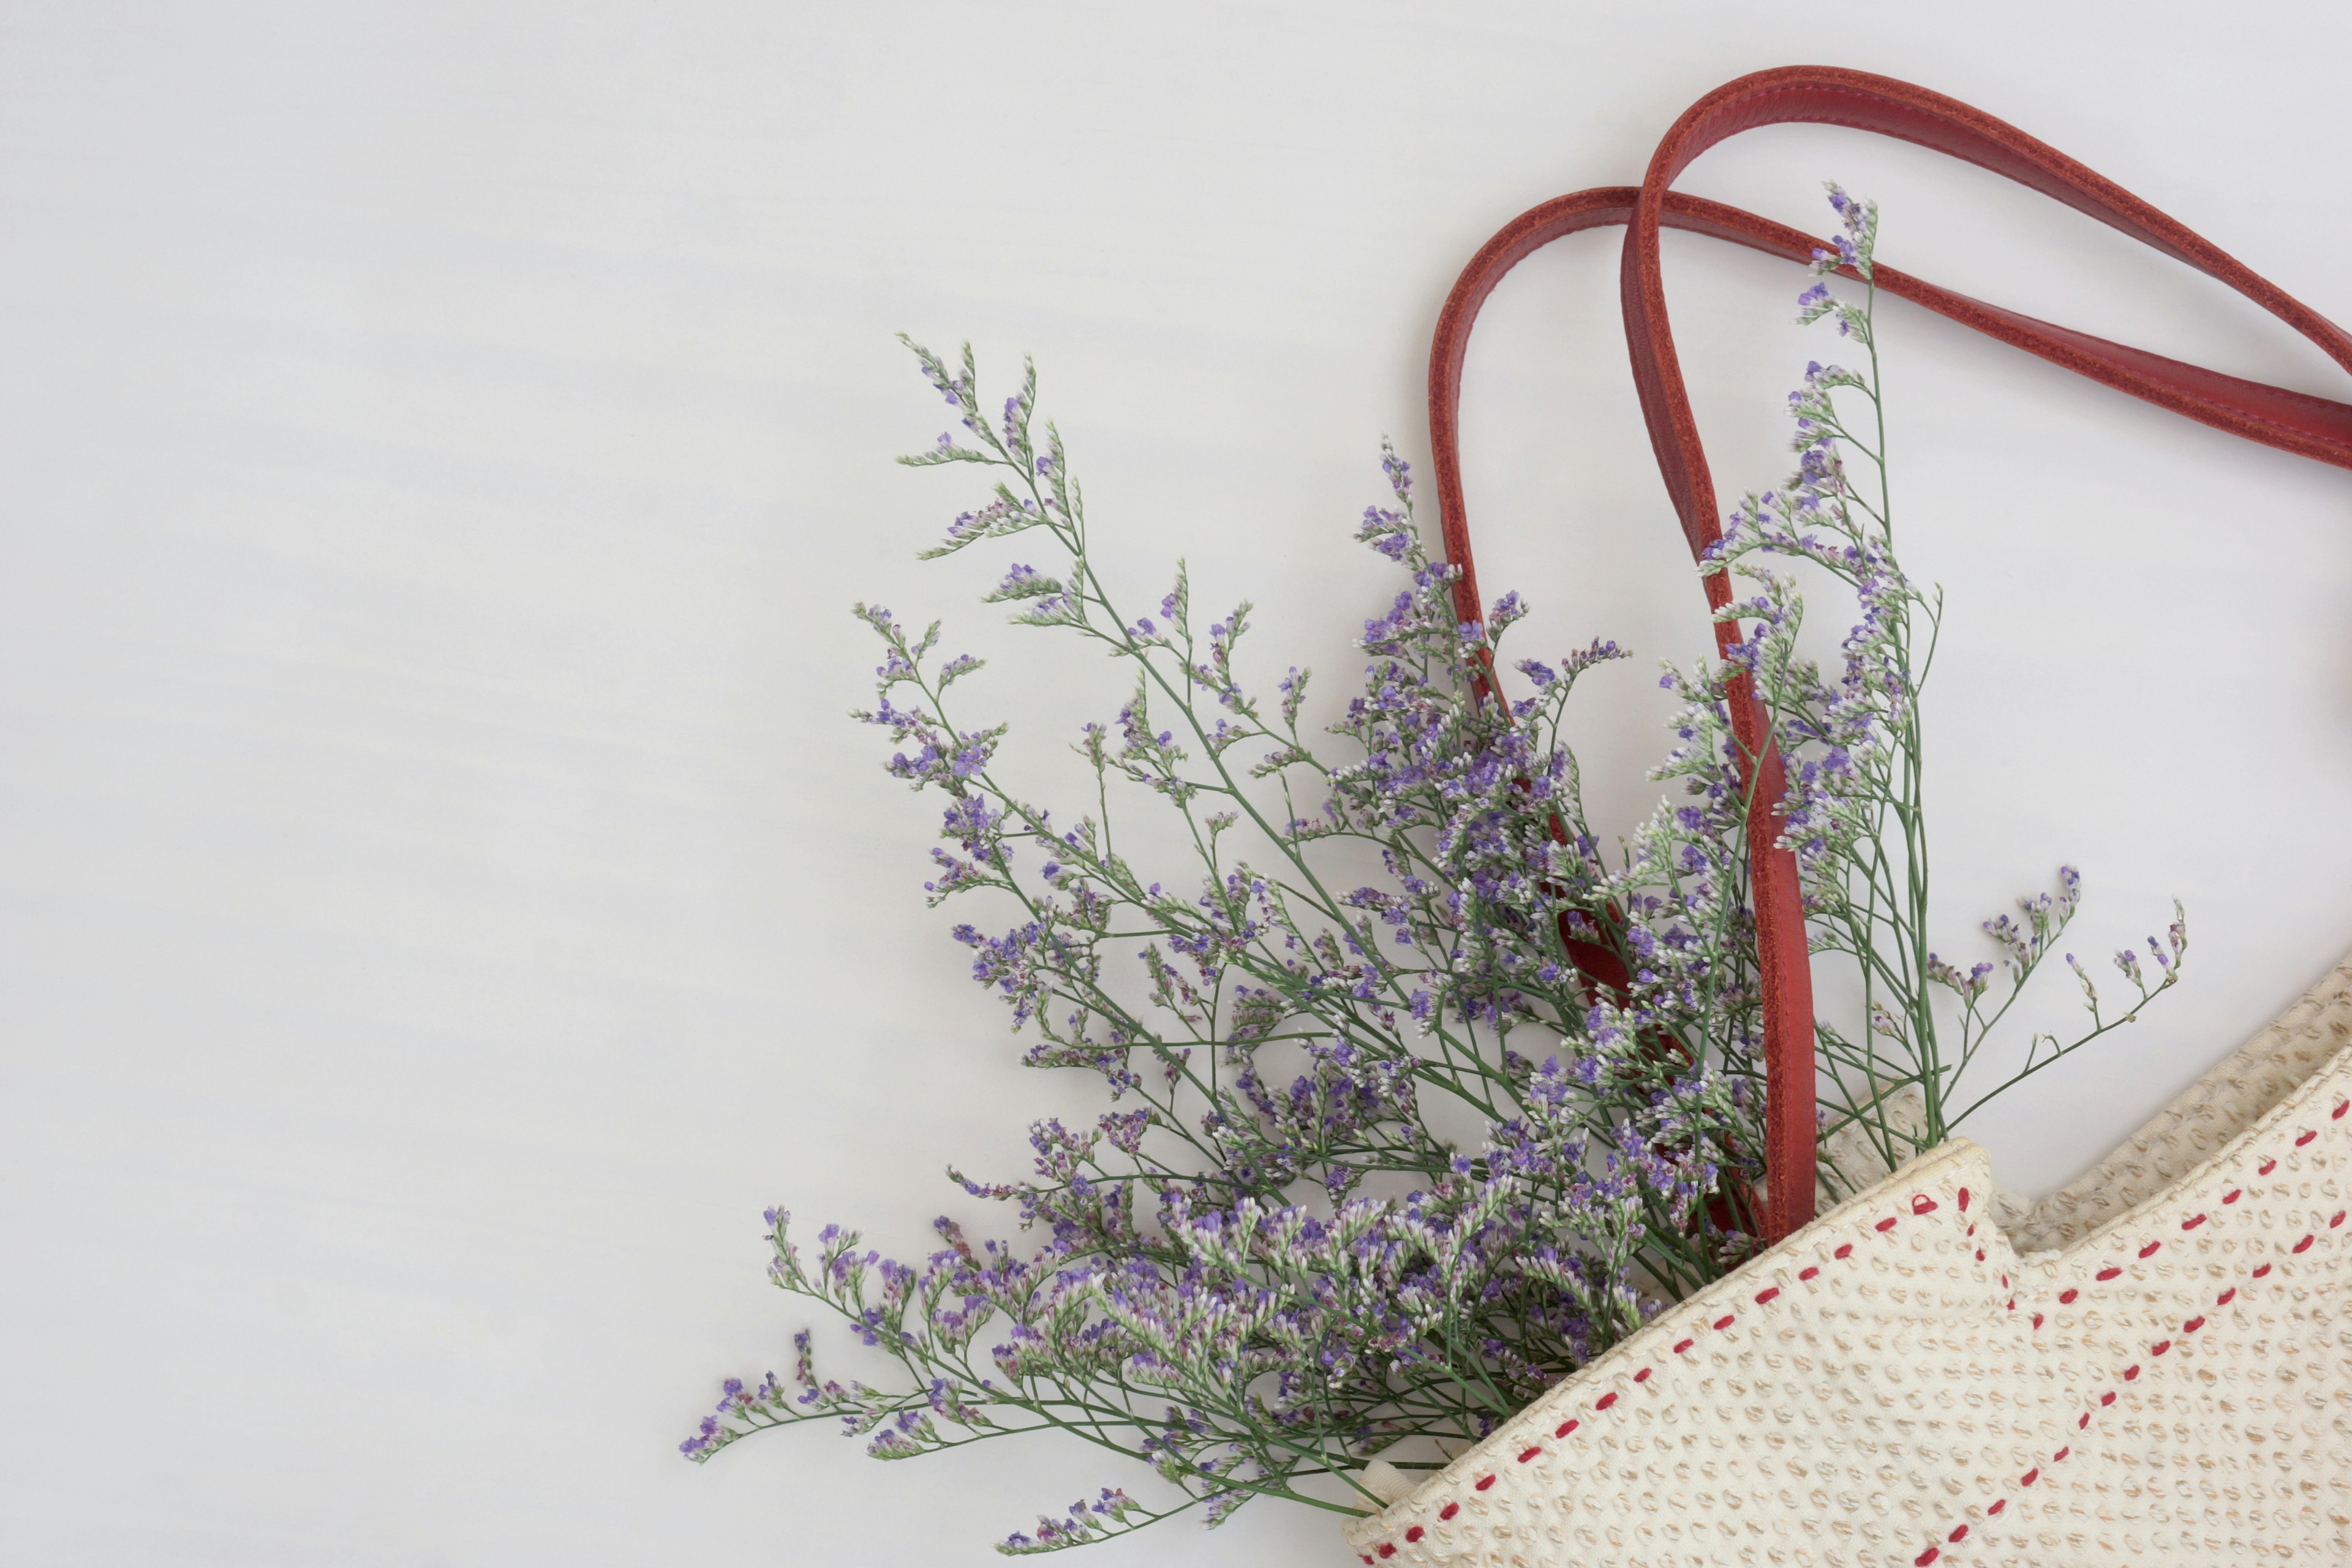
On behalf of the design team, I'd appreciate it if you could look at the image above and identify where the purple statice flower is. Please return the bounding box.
[684,287,2187,1553]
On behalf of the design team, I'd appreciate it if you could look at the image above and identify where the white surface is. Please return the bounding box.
[4,3,2350,1564]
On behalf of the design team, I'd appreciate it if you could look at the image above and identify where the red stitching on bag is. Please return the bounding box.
[2335,1099,2347,1119]
[1406,1181,1973,1536]
[2298,1129,2318,1146]
[2333,1210,2346,1228]
[1405,1526,1423,1542]
[1378,1545,1396,1558]
[1485,1142,2312,1563]
[2261,1159,2279,1175]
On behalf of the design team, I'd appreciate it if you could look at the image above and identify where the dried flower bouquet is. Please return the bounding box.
[679,191,2183,1554]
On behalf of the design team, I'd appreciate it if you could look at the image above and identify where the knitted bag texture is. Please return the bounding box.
[1341,959,2352,1566]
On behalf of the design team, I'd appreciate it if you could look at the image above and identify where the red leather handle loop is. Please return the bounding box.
[1624,64,2352,560]
[1431,67,2352,1242]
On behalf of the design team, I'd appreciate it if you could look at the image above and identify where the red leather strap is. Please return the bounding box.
[1431,67,2352,1242]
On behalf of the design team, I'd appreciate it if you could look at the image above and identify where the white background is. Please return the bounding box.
[6,3,2351,1564]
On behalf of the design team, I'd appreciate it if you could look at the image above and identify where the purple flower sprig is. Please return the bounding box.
[1709,189,2188,1180]
[1796,182,1879,342]
[1000,1489,1182,1555]
[1949,898,2188,1125]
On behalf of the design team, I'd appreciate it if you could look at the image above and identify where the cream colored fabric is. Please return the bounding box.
[1341,957,2352,1566]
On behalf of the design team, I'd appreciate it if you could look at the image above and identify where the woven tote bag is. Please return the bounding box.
[1341,68,2352,1568]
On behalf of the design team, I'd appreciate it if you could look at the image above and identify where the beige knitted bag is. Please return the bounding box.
[1343,69,2352,1567]
[1341,960,2352,1566]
